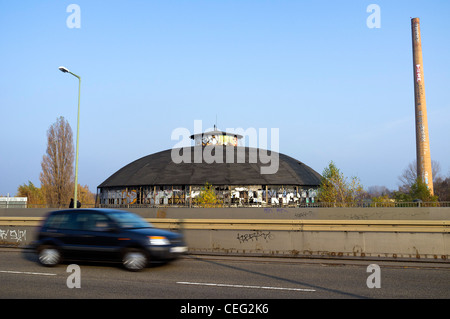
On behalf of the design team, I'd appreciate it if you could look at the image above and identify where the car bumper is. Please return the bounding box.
[146,245,188,260]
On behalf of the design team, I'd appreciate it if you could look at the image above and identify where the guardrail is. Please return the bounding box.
[147,218,450,233]
[0,217,43,226]
[4,201,450,209]
[100,201,450,208]
[1,217,448,233]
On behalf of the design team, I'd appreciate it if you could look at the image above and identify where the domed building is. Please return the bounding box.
[97,127,322,207]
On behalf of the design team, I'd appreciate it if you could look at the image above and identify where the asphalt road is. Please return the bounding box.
[0,248,448,299]
[0,248,449,317]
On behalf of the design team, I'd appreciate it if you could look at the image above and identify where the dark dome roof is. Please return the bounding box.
[98,146,322,188]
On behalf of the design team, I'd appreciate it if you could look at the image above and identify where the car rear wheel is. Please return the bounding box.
[122,249,148,271]
[38,246,61,267]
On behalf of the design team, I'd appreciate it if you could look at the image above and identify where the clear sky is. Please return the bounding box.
[1,0,449,196]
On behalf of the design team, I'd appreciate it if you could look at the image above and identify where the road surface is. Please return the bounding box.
[0,248,448,315]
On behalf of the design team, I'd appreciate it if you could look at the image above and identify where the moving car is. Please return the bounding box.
[33,208,187,271]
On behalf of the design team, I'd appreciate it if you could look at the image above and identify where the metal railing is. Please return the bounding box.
[0,203,97,209]
[6,201,448,209]
[99,201,450,208]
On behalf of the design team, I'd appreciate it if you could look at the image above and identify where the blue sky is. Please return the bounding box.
[1,0,449,196]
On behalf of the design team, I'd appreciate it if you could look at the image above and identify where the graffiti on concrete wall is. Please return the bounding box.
[236,231,273,244]
[0,228,27,243]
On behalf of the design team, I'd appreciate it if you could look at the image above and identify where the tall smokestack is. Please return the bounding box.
[411,17,433,195]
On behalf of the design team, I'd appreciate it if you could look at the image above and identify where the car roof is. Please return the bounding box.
[49,208,131,215]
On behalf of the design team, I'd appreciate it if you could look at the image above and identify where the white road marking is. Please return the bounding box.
[177,281,315,292]
[0,270,57,276]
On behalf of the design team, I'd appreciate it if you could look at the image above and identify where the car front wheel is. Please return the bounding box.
[122,249,148,271]
[38,246,61,267]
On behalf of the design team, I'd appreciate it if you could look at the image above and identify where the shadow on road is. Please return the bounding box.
[187,255,370,299]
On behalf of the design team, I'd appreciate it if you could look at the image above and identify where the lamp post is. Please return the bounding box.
[59,66,81,208]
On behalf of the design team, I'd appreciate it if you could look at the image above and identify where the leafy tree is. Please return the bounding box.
[77,184,96,206]
[17,182,95,208]
[318,161,365,206]
[393,178,438,203]
[16,181,45,206]
[398,161,450,202]
[409,178,438,202]
[370,194,394,205]
[196,183,222,207]
[392,190,413,202]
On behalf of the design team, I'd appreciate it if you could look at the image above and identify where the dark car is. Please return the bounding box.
[33,209,187,271]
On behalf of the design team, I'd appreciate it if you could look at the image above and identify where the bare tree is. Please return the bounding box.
[398,160,441,192]
[367,185,391,198]
[40,117,74,207]
[434,176,450,201]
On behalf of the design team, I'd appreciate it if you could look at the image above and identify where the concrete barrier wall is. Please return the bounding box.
[182,228,449,261]
[152,219,450,261]
[0,207,449,262]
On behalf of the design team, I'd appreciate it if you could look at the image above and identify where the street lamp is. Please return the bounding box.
[59,66,81,208]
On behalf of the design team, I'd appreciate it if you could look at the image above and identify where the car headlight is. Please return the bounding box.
[148,236,170,245]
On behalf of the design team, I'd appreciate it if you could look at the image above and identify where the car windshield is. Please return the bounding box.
[108,211,152,229]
